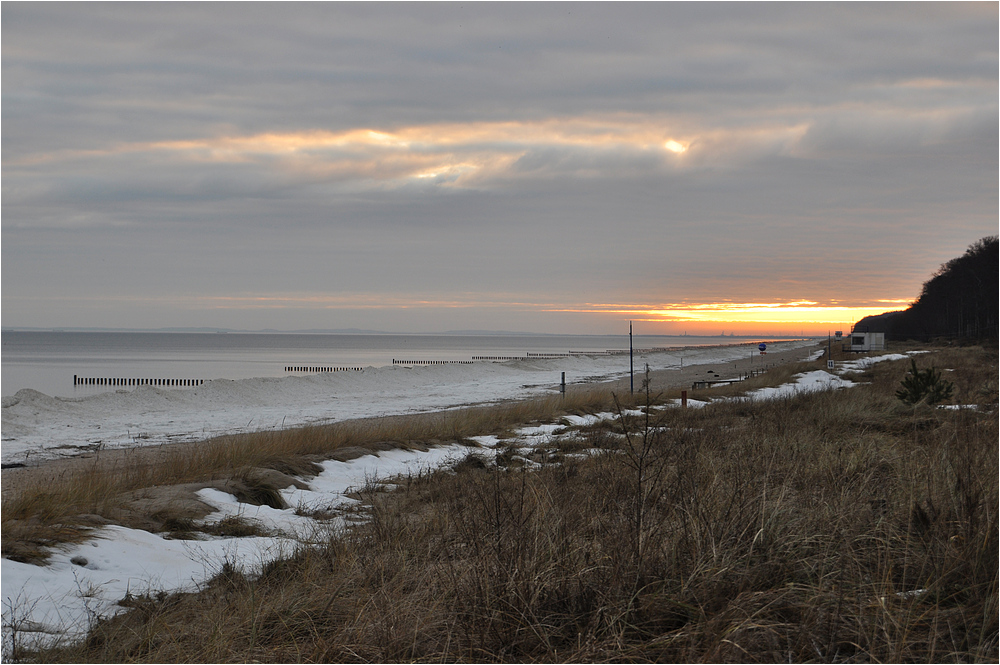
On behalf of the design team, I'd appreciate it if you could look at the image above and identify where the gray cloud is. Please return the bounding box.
[2,2,996,333]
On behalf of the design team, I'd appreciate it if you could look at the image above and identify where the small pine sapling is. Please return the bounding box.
[896,358,954,406]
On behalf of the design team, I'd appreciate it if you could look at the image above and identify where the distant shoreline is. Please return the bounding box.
[2,326,818,339]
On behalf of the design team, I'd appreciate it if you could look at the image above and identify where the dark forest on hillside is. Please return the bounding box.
[855,236,998,341]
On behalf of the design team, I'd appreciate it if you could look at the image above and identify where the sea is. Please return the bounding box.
[1,331,812,465]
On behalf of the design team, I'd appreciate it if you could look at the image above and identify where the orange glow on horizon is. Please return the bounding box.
[540,300,910,335]
[40,293,908,335]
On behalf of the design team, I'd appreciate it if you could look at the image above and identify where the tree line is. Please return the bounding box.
[855,236,998,342]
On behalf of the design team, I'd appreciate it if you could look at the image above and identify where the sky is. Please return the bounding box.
[2,2,997,336]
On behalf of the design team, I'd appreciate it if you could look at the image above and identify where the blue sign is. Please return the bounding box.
[758,343,767,352]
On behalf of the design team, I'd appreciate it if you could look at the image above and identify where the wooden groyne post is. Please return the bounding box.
[391,360,474,365]
[74,376,204,387]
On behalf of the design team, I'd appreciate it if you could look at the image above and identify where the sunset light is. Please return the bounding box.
[77,292,912,336]
[17,120,704,185]
[663,139,687,153]
[541,300,912,335]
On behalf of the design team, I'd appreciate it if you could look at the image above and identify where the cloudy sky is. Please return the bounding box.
[2,2,996,335]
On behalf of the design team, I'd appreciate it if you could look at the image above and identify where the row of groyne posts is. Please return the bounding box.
[74,376,204,387]
[72,347,686,388]
[286,349,676,371]
[72,349,772,389]
[391,353,574,365]
[388,349,667,365]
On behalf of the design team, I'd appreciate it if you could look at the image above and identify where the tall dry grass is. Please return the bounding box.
[2,387,617,561]
[18,344,996,663]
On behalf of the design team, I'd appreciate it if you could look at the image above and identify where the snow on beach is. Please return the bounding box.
[2,341,815,466]
[5,345,929,653]
[2,443,471,653]
[6,340,842,652]
[736,351,931,401]
[742,369,857,400]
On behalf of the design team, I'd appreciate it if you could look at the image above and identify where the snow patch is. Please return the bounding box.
[1,444,469,652]
[744,370,856,400]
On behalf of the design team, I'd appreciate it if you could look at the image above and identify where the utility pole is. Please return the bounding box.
[630,321,634,394]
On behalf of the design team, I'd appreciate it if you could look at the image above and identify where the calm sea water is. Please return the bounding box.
[1,331,758,399]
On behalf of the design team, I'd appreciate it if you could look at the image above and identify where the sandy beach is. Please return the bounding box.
[602,342,820,396]
[1,342,820,499]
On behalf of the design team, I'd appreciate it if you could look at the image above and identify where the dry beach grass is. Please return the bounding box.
[1,343,810,555]
[4,343,998,662]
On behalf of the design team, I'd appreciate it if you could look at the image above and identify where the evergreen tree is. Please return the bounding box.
[854,236,998,341]
[896,358,954,405]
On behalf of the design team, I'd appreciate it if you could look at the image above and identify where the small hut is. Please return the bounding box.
[844,331,885,352]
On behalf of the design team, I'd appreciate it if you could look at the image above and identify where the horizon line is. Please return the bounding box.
[0,326,822,339]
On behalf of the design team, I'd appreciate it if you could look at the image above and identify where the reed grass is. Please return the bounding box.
[9,345,998,662]
[2,387,618,559]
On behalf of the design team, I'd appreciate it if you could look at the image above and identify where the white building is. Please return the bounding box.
[845,331,885,352]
